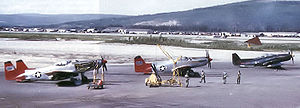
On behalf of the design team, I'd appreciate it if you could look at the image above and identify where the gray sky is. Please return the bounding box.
[0,0,249,15]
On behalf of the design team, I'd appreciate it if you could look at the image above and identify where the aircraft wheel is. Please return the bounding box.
[188,72,195,77]
[194,72,200,77]
[82,75,88,82]
[145,78,149,86]
[71,78,82,86]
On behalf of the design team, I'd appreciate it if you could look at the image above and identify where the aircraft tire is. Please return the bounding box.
[82,75,88,83]
[188,72,195,77]
[71,78,82,86]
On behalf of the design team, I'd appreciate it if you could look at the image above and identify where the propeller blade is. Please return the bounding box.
[103,63,107,71]
[102,59,108,71]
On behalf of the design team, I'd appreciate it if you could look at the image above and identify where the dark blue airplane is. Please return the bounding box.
[232,51,294,68]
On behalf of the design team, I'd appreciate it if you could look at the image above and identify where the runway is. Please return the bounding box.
[1,62,300,108]
[1,39,300,108]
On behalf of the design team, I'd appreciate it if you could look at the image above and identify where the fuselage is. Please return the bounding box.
[17,60,97,81]
[20,61,77,80]
[153,57,209,73]
[239,54,292,68]
[18,60,77,81]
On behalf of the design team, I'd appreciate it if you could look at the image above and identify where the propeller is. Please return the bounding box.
[206,50,212,69]
[101,58,108,71]
[288,50,295,64]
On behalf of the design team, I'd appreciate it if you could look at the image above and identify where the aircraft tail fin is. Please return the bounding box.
[232,53,241,65]
[134,56,152,74]
[16,60,28,71]
[4,61,25,80]
[245,37,262,45]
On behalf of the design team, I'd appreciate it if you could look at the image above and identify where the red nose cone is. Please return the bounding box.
[103,60,107,63]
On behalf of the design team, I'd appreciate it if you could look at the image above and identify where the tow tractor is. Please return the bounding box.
[145,64,183,87]
[145,44,188,87]
[88,78,103,89]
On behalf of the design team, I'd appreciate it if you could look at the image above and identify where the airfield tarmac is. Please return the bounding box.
[0,38,300,108]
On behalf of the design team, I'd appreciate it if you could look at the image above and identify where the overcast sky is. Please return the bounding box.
[0,0,254,15]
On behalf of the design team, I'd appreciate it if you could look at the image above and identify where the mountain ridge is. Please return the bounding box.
[47,0,300,32]
[0,14,128,26]
[4,0,300,32]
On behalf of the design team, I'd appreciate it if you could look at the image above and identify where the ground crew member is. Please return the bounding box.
[200,70,206,83]
[93,60,101,83]
[223,72,227,84]
[237,70,241,84]
[185,74,189,88]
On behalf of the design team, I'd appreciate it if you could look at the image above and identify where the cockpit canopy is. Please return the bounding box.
[261,54,275,58]
[181,56,192,61]
[55,60,72,66]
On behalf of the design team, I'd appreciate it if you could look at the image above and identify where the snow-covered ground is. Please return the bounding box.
[0,38,298,68]
[1,38,300,108]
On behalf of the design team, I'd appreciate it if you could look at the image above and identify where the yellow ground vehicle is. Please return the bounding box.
[145,44,188,87]
[145,63,183,87]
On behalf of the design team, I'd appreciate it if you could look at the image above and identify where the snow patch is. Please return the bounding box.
[134,20,180,26]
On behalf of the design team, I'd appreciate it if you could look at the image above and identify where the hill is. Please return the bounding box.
[49,0,300,32]
[0,14,127,27]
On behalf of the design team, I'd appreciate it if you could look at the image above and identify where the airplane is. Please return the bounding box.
[134,47,212,77]
[232,51,294,68]
[4,59,107,85]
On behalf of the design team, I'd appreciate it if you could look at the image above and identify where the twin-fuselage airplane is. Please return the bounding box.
[232,52,294,68]
[5,59,107,85]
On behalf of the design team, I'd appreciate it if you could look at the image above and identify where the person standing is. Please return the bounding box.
[185,74,189,88]
[93,60,101,83]
[237,70,241,84]
[200,70,206,83]
[223,72,227,84]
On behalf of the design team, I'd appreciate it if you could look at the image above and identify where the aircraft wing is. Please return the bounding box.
[173,65,192,70]
[239,65,255,68]
[44,70,76,76]
[266,62,282,68]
